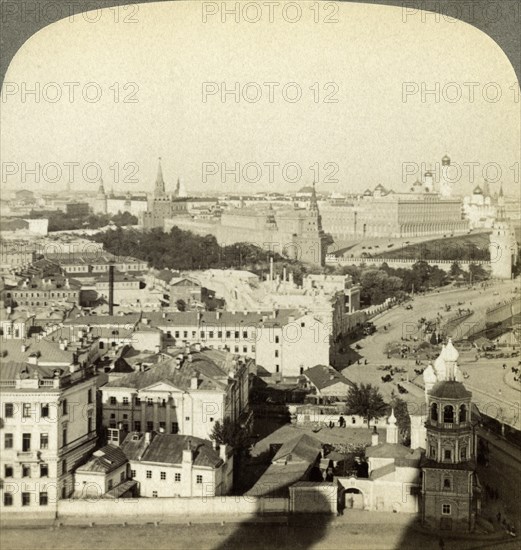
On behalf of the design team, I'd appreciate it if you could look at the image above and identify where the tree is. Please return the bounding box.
[449,261,464,279]
[176,299,187,312]
[210,418,251,451]
[390,396,411,444]
[345,383,388,428]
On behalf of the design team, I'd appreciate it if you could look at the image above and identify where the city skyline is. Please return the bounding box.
[1,2,519,196]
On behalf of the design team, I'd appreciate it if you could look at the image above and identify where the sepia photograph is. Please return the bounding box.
[0,1,520,549]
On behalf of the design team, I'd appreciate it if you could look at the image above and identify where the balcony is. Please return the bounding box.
[16,450,41,462]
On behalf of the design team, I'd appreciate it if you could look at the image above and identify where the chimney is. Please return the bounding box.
[269,257,274,282]
[21,343,28,353]
[191,375,199,390]
[283,267,287,282]
[108,263,115,316]
[144,432,151,444]
[194,342,201,352]
[216,311,221,319]
[183,439,193,464]
[219,444,228,463]
[371,426,379,446]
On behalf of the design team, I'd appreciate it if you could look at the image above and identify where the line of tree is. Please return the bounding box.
[29,209,138,231]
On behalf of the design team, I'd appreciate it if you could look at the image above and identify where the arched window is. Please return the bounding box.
[443,405,454,424]
[459,404,467,423]
[443,478,451,490]
[431,402,438,422]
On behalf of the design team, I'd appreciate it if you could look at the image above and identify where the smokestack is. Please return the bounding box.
[269,257,274,282]
[108,263,115,316]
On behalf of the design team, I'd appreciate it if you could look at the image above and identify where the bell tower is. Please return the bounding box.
[420,341,479,532]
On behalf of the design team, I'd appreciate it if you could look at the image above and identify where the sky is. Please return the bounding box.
[1,1,519,197]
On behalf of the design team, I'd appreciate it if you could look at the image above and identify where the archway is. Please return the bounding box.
[344,488,364,509]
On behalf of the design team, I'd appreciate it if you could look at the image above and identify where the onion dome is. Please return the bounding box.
[441,339,459,363]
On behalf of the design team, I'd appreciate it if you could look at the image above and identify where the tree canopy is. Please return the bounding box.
[345,383,388,428]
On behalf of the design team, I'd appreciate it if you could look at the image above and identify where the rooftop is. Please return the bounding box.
[76,444,128,474]
[303,365,354,391]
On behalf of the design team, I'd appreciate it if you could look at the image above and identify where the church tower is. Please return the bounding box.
[421,340,479,532]
[94,178,107,215]
[489,189,518,279]
[439,155,453,197]
[154,157,166,198]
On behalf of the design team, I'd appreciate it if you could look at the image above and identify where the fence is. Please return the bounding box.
[58,495,289,519]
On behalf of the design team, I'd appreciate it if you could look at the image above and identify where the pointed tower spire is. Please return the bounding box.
[155,157,166,197]
[310,180,318,211]
[97,177,106,196]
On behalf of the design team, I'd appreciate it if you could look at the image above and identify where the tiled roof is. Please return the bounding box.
[272,433,322,464]
[0,337,83,366]
[13,276,81,290]
[77,445,128,474]
[303,365,354,391]
[121,432,223,468]
[429,381,472,400]
[103,350,233,392]
[245,462,310,497]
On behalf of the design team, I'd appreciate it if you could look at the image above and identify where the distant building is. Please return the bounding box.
[489,196,519,279]
[7,276,81,308]
[301,364,354,403]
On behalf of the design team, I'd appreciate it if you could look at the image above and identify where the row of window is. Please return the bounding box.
[4,463,49,478]
[3,492,48,507]
[430,403,467,424]
[429,446,467,462]
[168,330,258,340]
[4,392,92,419]
[138,470,203,484]
[108,421,184,433]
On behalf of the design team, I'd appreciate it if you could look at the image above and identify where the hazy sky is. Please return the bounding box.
[1,1,519,196]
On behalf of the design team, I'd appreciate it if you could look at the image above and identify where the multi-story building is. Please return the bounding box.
[7,276,81,308]
[0,331,99,514]
[167,185,330,266]
[100,348,253,440]
[143,308,330,377]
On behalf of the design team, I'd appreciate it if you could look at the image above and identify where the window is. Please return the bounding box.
[130,470,136,478]
[5,433,14,449]
[171,422,179,434]
[234,331,239,339]
[22,493,31,506]
[22,403,31,418]
[275,365,279,373]
[22,433,31,451]
[274,350,279,358]
[40,492,48,506]
[88,417,93,433]
[226,331,231,338]
[4,465,13,477]
[430,403,438,422]
[108,479,113,490]
[5,403,14,418]
[460,446,467,460]
[218,331,222,338]
[122,397,129,405]
[443,478,451,490]
[459,404,467,423]
[135,397,141,406]
[147,421,154,432]
[87,389,93,404]
[147,398,153,406]
[62,399,68,415]
[120,471,125,482]
[275,336,279,344]
[152,491,158,498]
[234,346,239,353]
[40,463,49,477]
[22,464,31,477]
[185,416,190,421]
[209,331,214,339]
[243,346,247,353]
[40,433,49,449]
[134,421,141,432]
[442,504,451,515]
[146,470,152,479]
[62,460,67,475]
[196,475,203,484]
[160,472,166,480]
[301,322,305,327]
[110,397,117,405]
[174,331,180,338]
[174,473,181,482]
[200,331,205,338]
[62,428,67,446]
[242,331,247,338]
[159,422,166,432]
[3,493,13,506]
[443,405,454,424]
[430,446,436,459]
[110,413,116,419]
[444,449,452,461]
[41,404,49,418]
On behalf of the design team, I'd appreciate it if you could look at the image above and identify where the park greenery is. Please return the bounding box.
[30,209,138,232]
[90,227,489,307]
